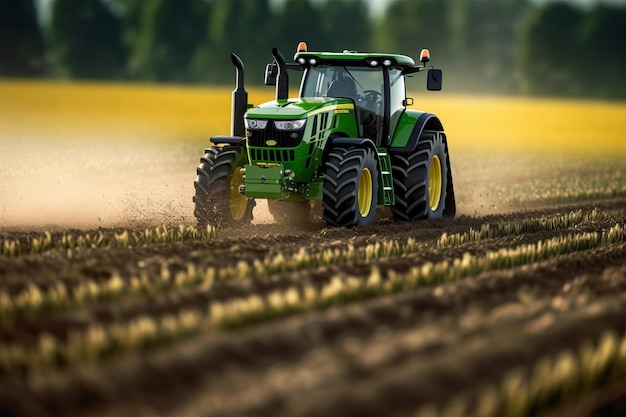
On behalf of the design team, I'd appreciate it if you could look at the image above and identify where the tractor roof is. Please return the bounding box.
[293,50,418,70]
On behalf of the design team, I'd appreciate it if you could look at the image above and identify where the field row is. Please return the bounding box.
[1,247,625,417]
[0,204,624,416]
[0,225,216,257]
[0,210,617,322]
[0,217,623,374]
[0,230,620,375]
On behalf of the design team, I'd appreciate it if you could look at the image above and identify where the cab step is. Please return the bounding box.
[377,150,395,206]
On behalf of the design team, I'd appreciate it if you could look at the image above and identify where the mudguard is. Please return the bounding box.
[389,111,443,153]
[209,136,245,146]
[330,137,378,154]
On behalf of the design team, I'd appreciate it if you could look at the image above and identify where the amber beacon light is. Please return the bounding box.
[420,48,430,65]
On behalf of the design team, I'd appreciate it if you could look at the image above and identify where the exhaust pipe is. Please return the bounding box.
[230,53,248,137]
[271,47,289,100]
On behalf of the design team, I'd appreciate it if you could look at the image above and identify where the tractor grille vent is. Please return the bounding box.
[250,148,296,163]
[247,125,304,147]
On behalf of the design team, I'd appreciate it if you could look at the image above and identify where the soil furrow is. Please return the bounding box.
[1,244,623,417]
[1,223,621,350]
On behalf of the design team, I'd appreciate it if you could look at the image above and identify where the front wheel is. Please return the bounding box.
[193,146,255,228]
[323,147,378,228]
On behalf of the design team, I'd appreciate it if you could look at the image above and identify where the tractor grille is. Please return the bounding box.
[249,148,296,163]
[247,125,304,148]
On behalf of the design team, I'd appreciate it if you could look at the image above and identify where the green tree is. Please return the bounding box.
[272,0,322,58]
[192,0,272,84]
[518,2,584,96]
[579,5,626,99]
[448,0,528,93]
[50,0,127,79]
[108,0,148,50]
[376,0,450,64]
[0,0,45,76]
[130,0,208,82]
[320,0,371,53]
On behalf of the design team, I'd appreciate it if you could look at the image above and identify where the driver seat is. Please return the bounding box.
[327,76,357,100]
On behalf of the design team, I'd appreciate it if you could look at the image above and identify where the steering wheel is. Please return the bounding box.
[362,90,381,110]
[363,90,381,97]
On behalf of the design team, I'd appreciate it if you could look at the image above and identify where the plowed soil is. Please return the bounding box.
[1,190,625,417]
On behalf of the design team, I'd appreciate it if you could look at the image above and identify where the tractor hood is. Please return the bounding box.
[246,97,351,119]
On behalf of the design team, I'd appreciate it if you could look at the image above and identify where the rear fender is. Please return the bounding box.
[389,112,443,153]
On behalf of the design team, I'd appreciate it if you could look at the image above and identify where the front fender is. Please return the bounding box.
[330,137,378,154]
[210,136,246,146]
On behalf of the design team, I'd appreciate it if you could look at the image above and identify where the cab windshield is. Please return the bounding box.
[301,66,383,106]
[301,65,385,143]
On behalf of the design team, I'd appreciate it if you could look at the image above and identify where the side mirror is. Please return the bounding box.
[427,69,442,91]
[264,63,277,86]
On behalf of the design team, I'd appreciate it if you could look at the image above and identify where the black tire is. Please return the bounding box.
[267,200,312,225]
[391,131,454,221]
[323,147,378,228]
[193,146,255,228]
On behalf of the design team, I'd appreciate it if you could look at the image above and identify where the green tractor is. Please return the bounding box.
[194,42,455,228]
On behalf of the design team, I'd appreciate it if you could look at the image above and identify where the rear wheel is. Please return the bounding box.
[391,131,450,221]
[193,146,255,228]
[323,147,378,228]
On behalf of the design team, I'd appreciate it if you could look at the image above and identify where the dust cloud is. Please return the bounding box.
[0,137,199,230]
[0,138,510,231]
[0,133,282,231]
[2,136,618,231]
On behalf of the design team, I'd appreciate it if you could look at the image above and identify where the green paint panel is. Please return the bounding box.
[389,110,423,148]
[303,178,324,201]
[246,99,358,189]
[294,51,417,68]
[247,98,339,119]
[244,164,286,199]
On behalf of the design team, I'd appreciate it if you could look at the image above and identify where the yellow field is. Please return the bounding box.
[1,80,625,228]
[1,80,625,155]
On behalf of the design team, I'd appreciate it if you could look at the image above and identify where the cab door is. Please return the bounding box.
[388,68,406,143]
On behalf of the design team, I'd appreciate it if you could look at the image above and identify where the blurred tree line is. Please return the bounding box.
[1,0,625,99]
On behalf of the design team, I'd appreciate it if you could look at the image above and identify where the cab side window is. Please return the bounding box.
[389,69,406,141]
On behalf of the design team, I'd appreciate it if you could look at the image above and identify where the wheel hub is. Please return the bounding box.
[358,167,373,217]
[428,155,442,211]
[230,169,248,220]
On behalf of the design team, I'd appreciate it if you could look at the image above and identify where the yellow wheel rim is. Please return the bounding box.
[428,155,442,211]
[358,167,373,217]
[229,168,248,220]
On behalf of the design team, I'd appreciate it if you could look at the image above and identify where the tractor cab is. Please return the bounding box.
[300,65,388,146]
[265,42,442,147]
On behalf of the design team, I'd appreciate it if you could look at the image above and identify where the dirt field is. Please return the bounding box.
[1,81,626,417]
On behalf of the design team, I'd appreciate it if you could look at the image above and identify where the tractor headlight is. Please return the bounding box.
[274,119,306,131]
[245,119,269,130]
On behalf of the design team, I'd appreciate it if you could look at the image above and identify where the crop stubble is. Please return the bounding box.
[0,200,624,417]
